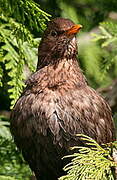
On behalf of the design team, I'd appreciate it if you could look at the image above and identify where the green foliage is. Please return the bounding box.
[0,117,11,139]
[0,115,31,179]
[0,137,31,180]
[0,15,38,108]
[0,17,35,108]
[78,41,111,88]
[60,134,117,180]
[0,176,16,180]
[77,21,117,88]
[0,0,50,108]
[1,0,50,31]
[54,0,117,31]
[93,21,117,80]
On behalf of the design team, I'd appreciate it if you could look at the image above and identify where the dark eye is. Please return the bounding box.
[50,30,57,37]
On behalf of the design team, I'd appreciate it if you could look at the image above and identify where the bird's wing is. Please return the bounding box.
[57,86,115,145]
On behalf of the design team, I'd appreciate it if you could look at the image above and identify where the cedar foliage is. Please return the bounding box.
[59,135,117,180]
[0,0,50,108]
[93,21,117,80]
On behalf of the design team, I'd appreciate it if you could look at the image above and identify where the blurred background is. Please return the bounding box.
[0,0,117,179]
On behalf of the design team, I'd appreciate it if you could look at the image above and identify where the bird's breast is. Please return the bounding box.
[30,59,87,96]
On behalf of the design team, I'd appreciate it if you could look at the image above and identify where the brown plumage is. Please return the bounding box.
[10,18,115,180]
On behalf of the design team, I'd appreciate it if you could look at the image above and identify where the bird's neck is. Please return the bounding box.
[36,57,87,90]
[37,43,77,70]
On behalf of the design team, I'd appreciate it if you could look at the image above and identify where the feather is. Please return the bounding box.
[10,18,115,180]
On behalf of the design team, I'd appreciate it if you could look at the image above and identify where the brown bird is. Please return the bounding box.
[10,18,115,180]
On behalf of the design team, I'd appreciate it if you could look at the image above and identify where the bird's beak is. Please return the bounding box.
[66,24,83,36]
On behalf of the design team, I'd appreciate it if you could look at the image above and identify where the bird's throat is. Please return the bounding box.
[37,37,77,70]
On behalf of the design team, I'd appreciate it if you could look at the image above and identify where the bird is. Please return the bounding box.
[10,18,116,180]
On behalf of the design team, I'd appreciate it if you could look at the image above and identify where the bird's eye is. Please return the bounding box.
[50,30,57,37]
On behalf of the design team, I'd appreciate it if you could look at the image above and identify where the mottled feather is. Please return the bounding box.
[10,18,115,180]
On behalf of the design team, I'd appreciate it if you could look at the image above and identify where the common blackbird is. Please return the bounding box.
[10,18,115,180]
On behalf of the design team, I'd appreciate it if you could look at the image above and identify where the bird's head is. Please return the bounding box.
[37,18,82,69]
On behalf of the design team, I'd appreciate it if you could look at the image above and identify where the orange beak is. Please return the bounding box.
[66,24,82,35]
